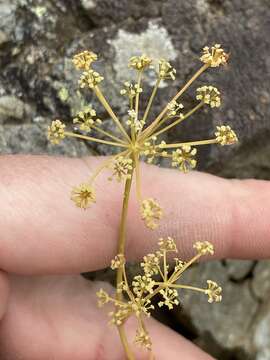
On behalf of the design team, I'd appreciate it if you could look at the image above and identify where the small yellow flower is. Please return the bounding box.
[215,125,238,145]
[79,70,104,89]
[47,119,66,144]
[196,85,221,108]
[205,280,222,303]
[158,288,179,310]
[158,59,176,80]
[120,81,142,98]
[128,55,152,71]
[200,44,228,67]
[72,50,98,70]
[73,106,102,132]
[140,198,163,230]
[135,329,152,350]
[111,254,125,270]
[71,183,96,209]
[172,145,197,173]
[158,237,177,252]
[96,288,110,307]
[166,100,184,118]
[109,156,133,182]
[193,241,214,256]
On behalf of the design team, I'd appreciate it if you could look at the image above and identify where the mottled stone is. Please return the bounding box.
[0,96,30,122]
[174,261,258,357]
[0,122,91,157]
[225,259,255,281]
[252,261,270,301]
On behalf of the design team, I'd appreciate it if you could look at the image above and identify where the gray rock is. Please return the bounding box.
[174,261,258,358]
[225,259,255,281]
[252,261,270,301]
[0,96,30,122]
[0,122,92,157]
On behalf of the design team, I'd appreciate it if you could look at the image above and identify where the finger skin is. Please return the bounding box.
[0,155,269,274]
[0,270,9,320]
[0,276,213,360]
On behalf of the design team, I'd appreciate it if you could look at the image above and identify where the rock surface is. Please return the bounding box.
[0,0,269,359]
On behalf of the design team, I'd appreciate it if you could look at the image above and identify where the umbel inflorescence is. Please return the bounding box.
[48,44,237,358]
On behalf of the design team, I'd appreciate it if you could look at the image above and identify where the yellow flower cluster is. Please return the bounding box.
[73,106,102,132]
[200,44,228,67]
[215,125,238,145]
[72,50,98,70]
[128,55,152,70]
[196,85,221,108]
[47,119,66,144]
[172,145,197,173]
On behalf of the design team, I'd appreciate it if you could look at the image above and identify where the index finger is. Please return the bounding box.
[0,155,269,275]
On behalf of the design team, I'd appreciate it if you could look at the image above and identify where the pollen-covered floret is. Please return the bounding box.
[205,280,222,303]
[196,86,221,108]
[200,44,228,67]
[158,237,177,252]
[120,81,142,98]
[70,183,96,209]
[166,100,184,118]
[72,50,98,70]
[128,55,152,71]
[135,329,152,350]
[47,119,66,144]
[109,156,133,182]
[140,198,163,230]
[215,125,238,145]
[73,106,102,132]
[111,254,126,270]
[79,70,104,89]
[172,145,197,173]
[126,110,145,133]
[158,59,176,80]
[193,241,214,256]
[158,288,179,310]
[96,288,110,307]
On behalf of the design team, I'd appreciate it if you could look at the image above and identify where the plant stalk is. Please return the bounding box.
[116,169,135,360]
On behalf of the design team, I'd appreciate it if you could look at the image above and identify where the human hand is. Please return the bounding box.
[0,155,269,359]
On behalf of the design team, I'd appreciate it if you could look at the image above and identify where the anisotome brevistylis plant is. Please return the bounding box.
[48,44,238,359]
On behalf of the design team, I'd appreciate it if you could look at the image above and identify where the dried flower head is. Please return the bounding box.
[70,183,96,209]
[73,106,102,132]
[166,100,184,118]
[200,44,228,67]
[158,237,177,252]
[120,81,142,98]
[215,125,238,145]
[205,280,222,303]
[135,329,152,350]
[47,119,66,144]
[172,145,197,173]
[193,241,214,255]
[158,288,179,310]
[96,288,110,307]
[111,254,126,269]
[196,86,221,108]
[129,55,152,70]
[79,70,104,89]
[141,198,163,230]
[158,59,176,80]
[72,50,98,70]
[109,156,133,182]
[126,110,145,133]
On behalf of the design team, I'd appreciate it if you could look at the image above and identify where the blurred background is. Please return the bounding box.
[0,0,270,359]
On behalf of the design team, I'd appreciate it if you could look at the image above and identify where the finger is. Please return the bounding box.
[0,270,9,320]
[0,155,269,274]
[0,276,213,360]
